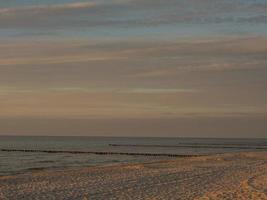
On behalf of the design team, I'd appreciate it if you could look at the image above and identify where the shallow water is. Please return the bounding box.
[0,136,266,176]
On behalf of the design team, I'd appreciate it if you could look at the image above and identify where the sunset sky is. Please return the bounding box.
[0,0,266,137]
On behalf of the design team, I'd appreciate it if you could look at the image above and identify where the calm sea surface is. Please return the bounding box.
[0,136,266,176]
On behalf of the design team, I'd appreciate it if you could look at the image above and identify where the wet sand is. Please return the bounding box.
[0,152,266,200]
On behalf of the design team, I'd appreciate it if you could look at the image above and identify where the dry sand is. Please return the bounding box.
[0,152,266,200]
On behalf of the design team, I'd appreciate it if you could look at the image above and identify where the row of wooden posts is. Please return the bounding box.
[0,148,200,158]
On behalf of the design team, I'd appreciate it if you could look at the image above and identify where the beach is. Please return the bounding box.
[0,151,266,200]
[1,0,267,199]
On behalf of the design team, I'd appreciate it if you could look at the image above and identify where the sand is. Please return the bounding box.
[0,152,266,200]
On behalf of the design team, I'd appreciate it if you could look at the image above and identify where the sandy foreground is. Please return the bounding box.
[0,152,266,200]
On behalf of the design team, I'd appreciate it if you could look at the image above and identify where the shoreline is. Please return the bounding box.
[0,150,256,178]
[0,151,265,177]
[1,151,267,199]
[0,153,185,179]
[1,148,202,157]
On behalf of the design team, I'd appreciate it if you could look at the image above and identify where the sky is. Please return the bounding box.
[0,0,266,137]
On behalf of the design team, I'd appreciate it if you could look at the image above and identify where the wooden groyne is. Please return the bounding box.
[109,144,267,150]
[0,149,200,158]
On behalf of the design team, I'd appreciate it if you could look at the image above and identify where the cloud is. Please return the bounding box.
[0,1,122,29]
[0,0,266,31]
[121,88,199,94]
[0,2,98,15]
[0,87,35,96]
[46,87,199,95]
[0,54,127,66]
[0,36,267,71]
[0,84,266,119]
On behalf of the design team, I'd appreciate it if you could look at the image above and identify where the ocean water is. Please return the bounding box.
[0,136,266,176]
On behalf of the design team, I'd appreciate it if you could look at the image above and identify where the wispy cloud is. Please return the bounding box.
[1,36,266,68]
[0,0,266,32]
[0,2,98,15]
[0,36,267,94]
[0,54,127,66]
[47,87,199,94]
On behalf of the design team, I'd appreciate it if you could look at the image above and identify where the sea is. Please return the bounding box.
[0,136,266,176]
